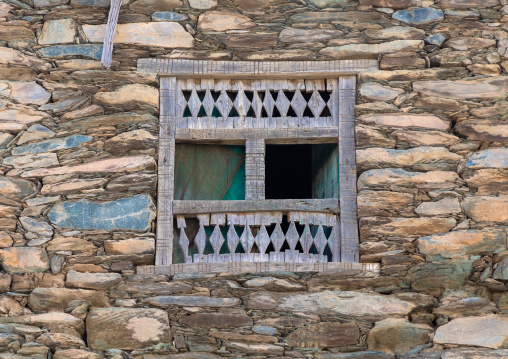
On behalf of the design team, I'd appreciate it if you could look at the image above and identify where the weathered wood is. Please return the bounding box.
[173,199,339,215]
[245,139,265,200]
[175,127,338,144]
[338,76,359,263]
[138,261,380,275]
[140,59,379,77]
[157,76,177,266]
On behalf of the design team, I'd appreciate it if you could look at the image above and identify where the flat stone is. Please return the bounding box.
[12,135,91,156]
[48,195,155,231]
[358,190,414,217]
[359,114,450,130]
[106,173,156,194]
[116,281,192,295]
[358,168,459,189]
[83,22,193,48]
[425,33,447,46]
[367,318,432,355]
[0,312,84,337]
[251,325,277,335]
[38,45,103,60]
[289,322,359,348]
[0,248,49,274]
[33,0,68,6]
[413,77,508,100]
[356,125,396,148]
[188,0,217,9]
[466,149,508,169]
[415,198,461,216]
[320,40,423,59]
[226,342,283,355]
[0,176,36,200]
[22,154,156,178]
[361,217,456,239]
[392,130,460,147]
[129,0,181,14]
[462,196,508,223]
[0,24,35,42]
[198,11,255,32]
[365,27,425,41]
[291,10,385,22]
[61,112,155,130]
[418,229,506,259]
[444,37,496,51]
[20,217,53,237]
[87,307,171,350]
[279,28,342,43]
[216,32,277,49]
[1,82,51,105]
[278,291,416,321]
[434,296,497,320]
[53,349,103,359]
[0,2,12,16]
[360,0,421,9]
[3,153,59,169]
[242,277,306,292]
[17,125,55,146]
[38,19,76,45]
[439,0,499,8]
[359,83,404,101]
[315,352,392,359]
[104,237,154,256]
[498,39,508,58]
[66,270,121,290]
[93,84,158,109]
[46,237,96,252]
[0,48,51,72]
[392,8,444,25]
[28,288,104,312]
[61,105,104,121]
[464,169,508,196]
[357,147,461,172]
[144,296,240,307]
[434,315,508,349]
[180,310,253,328]
[104,129,157,155]
[36,332,85,349]
[0,133,13,150]
[39,96,88,114]
[152,11,187,21]
[42,178,107,196]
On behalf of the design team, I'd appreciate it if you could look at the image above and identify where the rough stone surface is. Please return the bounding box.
[48,195,155,231]
[288,322,360,348]
[462,196,508,223]
[86,307,171,350]
[367,319,432,355]
[29,287,109,311]
[413,77,508,100]
[434,315,508,349]
[38,19,76,45]
[66,270,121,290]
[0,248,49,274]
[320,40,424,59]
[466,149,508,169]
[93,84,158,109]
[198,11,255,32]
[359,114,450,130]
[392,8,444,25]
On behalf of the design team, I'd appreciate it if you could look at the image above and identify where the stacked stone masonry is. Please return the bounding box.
[0,0,508,357]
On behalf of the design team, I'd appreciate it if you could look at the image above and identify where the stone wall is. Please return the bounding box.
[0,0,508,357]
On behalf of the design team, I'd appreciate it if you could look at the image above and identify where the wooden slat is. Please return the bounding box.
[139,59,379,78]
[338,76,359,263]
[245,139,265,200]
[173,199,339,215]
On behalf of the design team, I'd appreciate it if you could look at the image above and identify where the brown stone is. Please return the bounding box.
[198,11,255,32]
[116,281,192,295]
[470,101,508,118]
[242,276,306,292]
[365,27,425,41]
[367,318,432,355]
[415,198,461,217]
[392,130,460,147]
[104,238,155,255]
[36,332,85,349]
[418,229,506,259]
[463,169,508,195]
[210,331,277,344]
[87,307,172,350]
[28,287,110,312]
[360,0,421,9]
[320,40,424,59]
[361,217,456,239]
[288,322,359,348]
[216,33,277,49]
[359,114,450,130]
[41,178,107,195]
[415,97,467,112]
[21,155,156,178]
[380,52,426,70]
[461,196,508,223]
[444,37,496,51]
[46,237,96,253]
[180,310,253,329]
[279,28,342,43]
[61,105,104,121]
[234,0,269,11]
[226,342,284,355]
[0,248,49,274]
[0,24,35,42]
[239,49,316,61]
[104,129,157,155]
[93,84,158,109]
[358,190,414,217]
[242,291,281,310]
[129,0,182,14]
[467,64,502,76]
[358,169,459,190]
[439,0,499,8]
[0,312,85,337]
[356,125,396,148]
[66,271,121,290]
[83,22,192,48]
[53,349,103,359]
[413,77,508,100]
[455,120,508,144]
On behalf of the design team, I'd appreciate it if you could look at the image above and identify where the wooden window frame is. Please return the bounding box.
[136,59,380,275]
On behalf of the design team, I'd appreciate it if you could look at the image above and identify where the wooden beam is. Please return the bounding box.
[175,127,338,144]
[172,199,339,215]
[245,139,265,200]
[137,261,379,276]
[139,59,379,78]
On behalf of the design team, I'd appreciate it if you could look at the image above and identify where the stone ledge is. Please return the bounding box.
[137,261,380,276]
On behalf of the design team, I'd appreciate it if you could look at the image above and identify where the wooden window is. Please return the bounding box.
[138,59,379,275]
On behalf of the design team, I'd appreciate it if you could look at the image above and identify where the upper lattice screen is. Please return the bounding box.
[177,79,337,130]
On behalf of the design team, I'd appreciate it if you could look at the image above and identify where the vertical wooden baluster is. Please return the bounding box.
[285,219,299,262]
[209,225,225,263]
[245,139,265,200]
[300,224,313,263]
[176,215,192,264]
[314,224,328,263]
[328,215,341,262]
[187,87,200,129]
[255,225,270,262]
[291,88,306,127]
[263,88,275,128]
[194,214,209,263]
[227,224,240,262]
[240,224,255,262]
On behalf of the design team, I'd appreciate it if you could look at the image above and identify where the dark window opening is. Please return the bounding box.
[265,144,312,199]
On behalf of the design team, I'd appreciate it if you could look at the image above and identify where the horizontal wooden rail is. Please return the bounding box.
[172,199,339,215]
